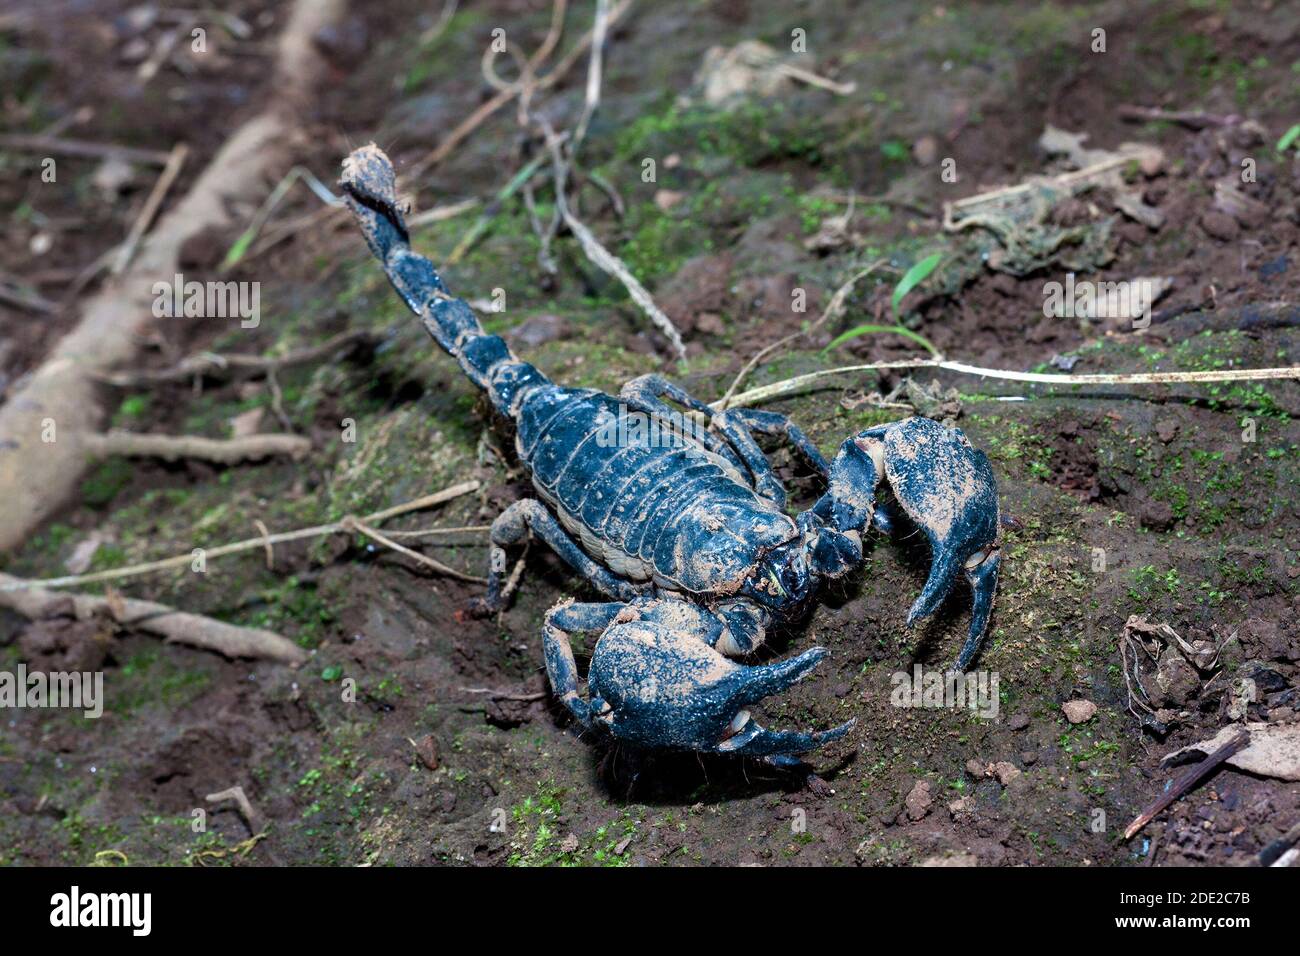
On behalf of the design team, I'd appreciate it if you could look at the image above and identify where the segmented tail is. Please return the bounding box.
[339,144,549,415]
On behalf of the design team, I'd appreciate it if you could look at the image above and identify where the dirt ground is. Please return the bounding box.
[1,0,1297,867]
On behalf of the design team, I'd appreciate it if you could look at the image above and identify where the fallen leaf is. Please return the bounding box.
[1164,722,1300,782]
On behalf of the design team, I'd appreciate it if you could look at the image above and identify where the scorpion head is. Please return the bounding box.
[736,521,862,618]
[585,603,853,761]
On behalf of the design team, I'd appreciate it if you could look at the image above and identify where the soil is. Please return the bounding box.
[1,0,1297,867]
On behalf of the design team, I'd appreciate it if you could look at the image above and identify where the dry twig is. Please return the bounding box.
[0,572,307,664]
[0,481,481,592]
[718,358,1300,409]
[0,133,173,166]
[341,516,486,584]
[82,430,311,464]
[111,143,190,275]
[1117,104,1242,129]
[99,328,379,386]
[717,260,886,407]
[1123,730,1250,840]
[538,7,686,367]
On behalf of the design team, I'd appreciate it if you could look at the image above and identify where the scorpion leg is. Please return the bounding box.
[542,600,627,726]
[617,376,744,470]
[722,408,831,479]
[622,375,787,506]
[868,499,907,536]
[467,500,643,616]
[705,406,838,511]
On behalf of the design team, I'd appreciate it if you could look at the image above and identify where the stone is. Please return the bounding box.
[905,780,933,821]
[1062,699,1097,724]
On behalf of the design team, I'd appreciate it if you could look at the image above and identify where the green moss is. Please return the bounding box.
[112,394,150,425]
[505,780,636,867]
[620,202,713,285]
[400,9,487,92]
[113,648,212,715]
[241,576,339,649]
[80,459,135,509]
[612,101,829,170]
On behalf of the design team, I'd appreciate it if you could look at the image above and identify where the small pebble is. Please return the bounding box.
[992,761,1021,786]
[1062,699,1097,724]
[905,780,933,821]
[1200,210,1240,241]
[413,734,439,770]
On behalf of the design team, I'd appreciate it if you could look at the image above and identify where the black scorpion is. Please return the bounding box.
[340,145,1002,767]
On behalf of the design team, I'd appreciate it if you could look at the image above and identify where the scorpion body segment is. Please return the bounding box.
[340,145,1002,766]
[518,387,802,597]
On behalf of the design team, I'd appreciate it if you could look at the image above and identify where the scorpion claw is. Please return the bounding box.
[731,646,828,705]
[955,550,1000,671]
[879,418,1001,669]
[716,714,855,758]
[585,606,849,760]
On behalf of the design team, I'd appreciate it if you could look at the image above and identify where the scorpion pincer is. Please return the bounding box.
[340,145,1002,768]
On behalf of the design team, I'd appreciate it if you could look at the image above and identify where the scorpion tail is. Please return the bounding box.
[339,144,549,415]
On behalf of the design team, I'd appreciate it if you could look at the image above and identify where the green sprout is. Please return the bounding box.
[825,253,941,355]
[1277,123,1300,153]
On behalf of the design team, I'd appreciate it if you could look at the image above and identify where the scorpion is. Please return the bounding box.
[339,145,1002,769]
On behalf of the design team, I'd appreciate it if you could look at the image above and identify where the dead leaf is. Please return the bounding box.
[1164,722,1300,781]
[1113,191,1165,229]
[695,41,791,105]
